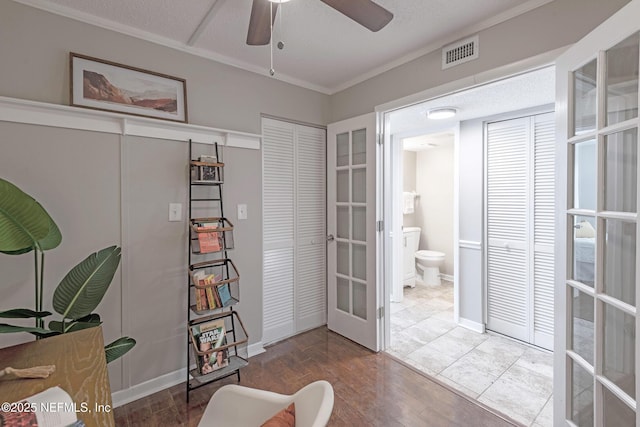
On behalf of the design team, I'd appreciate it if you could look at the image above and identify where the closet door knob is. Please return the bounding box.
[327,234,335,242]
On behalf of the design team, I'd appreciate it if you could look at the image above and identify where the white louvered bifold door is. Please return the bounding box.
[295,125,327,332]
[263,118,327,345]
[532,112,555,350]
[263,119,296,344]
[486,117,531,342]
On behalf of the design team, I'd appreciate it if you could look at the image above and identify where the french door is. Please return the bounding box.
[327,112,380,351]
[555,1,639,425]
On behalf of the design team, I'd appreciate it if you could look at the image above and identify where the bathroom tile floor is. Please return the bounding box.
[387,280,553,427]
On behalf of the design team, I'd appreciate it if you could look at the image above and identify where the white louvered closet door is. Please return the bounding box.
[532,112,555,350]
[486,117,531,343]
[295,125,327,332]
[486,112,555,350]
[263,119,296,344]
[262,118,327,345]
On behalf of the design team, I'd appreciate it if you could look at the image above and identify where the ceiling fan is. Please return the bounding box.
[246,0,394,45]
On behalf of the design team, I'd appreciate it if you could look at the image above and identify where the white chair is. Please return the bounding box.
[197,380,334,427]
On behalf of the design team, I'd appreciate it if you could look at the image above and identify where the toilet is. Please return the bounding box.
[415,250,446,286]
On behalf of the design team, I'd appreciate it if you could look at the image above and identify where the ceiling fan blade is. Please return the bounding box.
[320,0,393,32]
[247,0,278,45]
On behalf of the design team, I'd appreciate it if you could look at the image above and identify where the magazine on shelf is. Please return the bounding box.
[191,319,229,375]
[199,165,218,182]
[0,386,86,427]
[196,224,221,253]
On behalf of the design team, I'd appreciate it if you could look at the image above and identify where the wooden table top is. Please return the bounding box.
[0,326,114,427]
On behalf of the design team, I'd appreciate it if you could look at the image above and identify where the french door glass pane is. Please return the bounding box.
[604,129,638,213]
[352,168,366,203]
[572,140,597,210]
[352,243,366,280]
[337,206,349,239]
[606,33,639,126]
[337,170,349,203]
[571,215,596,287]
[602,385,635,427]
[603,219,636,306]
[570,358,594,426]
[337,242,349,275]
[352,207,366,242]
[337,277,350,313]
[603,303,636,398]
[571,288,594,365]
[337,132,349,167]
[573,60,598,136]
[353,282,367,320]
[352,129,367,165]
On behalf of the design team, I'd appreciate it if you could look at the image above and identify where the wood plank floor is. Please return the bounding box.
[114,327,520,426]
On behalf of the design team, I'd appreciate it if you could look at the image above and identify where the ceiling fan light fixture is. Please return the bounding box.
[427,107,457,120]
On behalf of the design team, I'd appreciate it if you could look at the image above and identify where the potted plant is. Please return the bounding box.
[0,178,135,363]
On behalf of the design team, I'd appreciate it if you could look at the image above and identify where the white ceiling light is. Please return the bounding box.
[268,0,291,3]
[427,107,457,120]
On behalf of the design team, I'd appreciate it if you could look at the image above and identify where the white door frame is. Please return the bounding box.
[376,50,563,348]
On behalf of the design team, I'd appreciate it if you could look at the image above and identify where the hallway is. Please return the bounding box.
[388,282,553,426]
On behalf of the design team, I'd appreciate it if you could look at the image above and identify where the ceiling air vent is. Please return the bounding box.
[442,35,479,69]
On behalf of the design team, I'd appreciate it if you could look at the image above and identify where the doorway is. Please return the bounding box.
[382,66,556,426]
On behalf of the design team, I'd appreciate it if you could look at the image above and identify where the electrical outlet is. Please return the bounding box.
[237,204,247,220]
[169,203,182,221]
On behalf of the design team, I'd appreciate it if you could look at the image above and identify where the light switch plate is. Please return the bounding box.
[237,204,247,220]
[169,203,182,221]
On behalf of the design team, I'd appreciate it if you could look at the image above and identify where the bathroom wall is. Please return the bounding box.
[415,140,455,277]
[402,150,418,227]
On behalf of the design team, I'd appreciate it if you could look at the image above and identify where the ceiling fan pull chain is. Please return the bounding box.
[269,1,275,76]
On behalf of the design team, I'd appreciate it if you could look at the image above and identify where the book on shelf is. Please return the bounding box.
[191,319,229,375]
[196,224,221,253]
[193,270,207,311]
[199,155,217,164]
[203,274,220,309]
[0,386,86,427]
[217,282,233,307]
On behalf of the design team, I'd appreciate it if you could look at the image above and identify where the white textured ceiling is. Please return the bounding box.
[391,66,555,142]
[15,0,552,93]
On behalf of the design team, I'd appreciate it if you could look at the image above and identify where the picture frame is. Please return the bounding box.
[70,52,188,123]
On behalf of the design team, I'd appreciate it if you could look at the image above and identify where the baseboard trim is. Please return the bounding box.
[112,368,186,408]
[440,274,454,282]
[111,340,265,407]
[248,341,265,357]
[458,318,485,334]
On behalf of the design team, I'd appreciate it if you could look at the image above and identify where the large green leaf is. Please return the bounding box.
[0,309,51,319]
[0,323,59,337]
[49,313,101,333]
[105,337,136,363]
[0,179,52,253]
[38,214,62,251]
[52,246,121,320]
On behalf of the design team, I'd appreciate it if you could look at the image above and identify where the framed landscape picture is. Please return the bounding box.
[70,53,188,122]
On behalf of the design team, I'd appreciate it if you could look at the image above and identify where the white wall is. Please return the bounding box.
[402,150,417,227]
[457,120,484,326]
[330,0,630,122]
[415,142,454,276]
